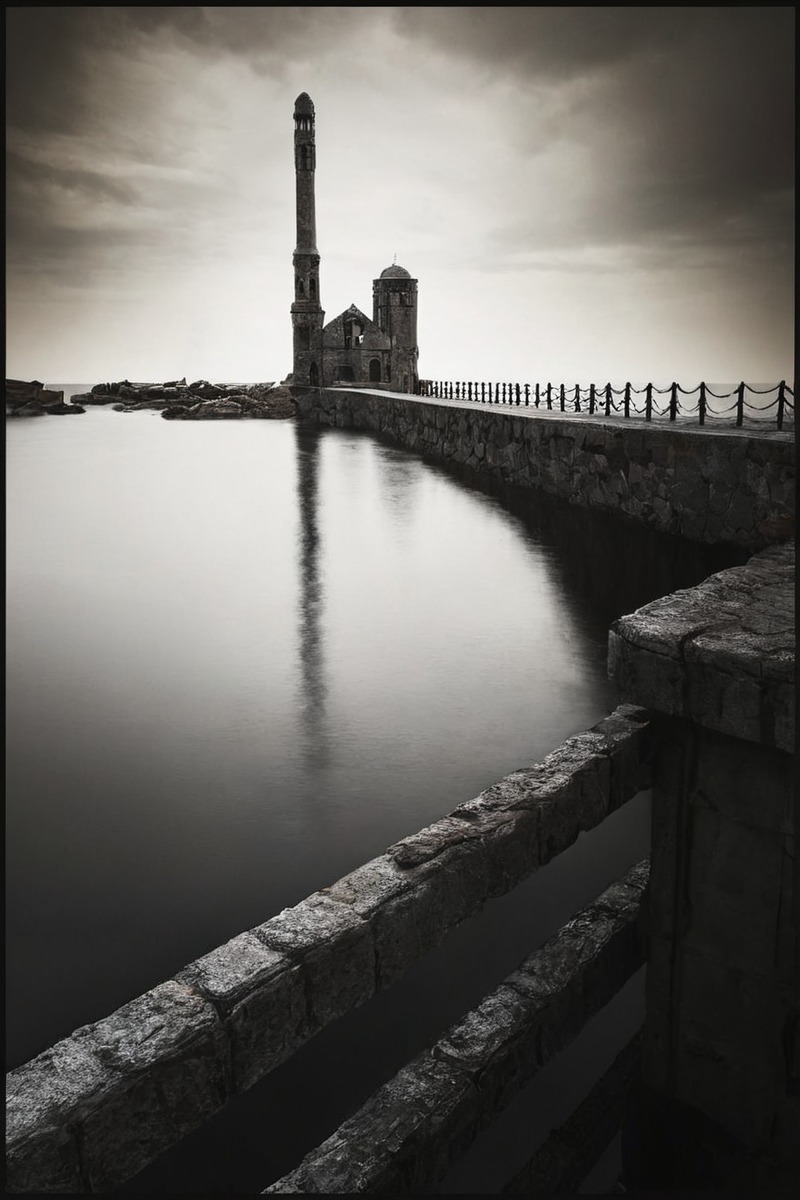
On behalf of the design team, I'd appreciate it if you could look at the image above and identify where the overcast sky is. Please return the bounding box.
[6,6,795,386]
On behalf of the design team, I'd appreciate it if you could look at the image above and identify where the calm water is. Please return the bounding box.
[6,403,743,1191]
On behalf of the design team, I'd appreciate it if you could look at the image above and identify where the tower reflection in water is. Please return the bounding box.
[295,422,330,770]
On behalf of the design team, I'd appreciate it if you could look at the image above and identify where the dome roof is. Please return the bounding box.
[294,92,314,113]
[379,264,411,279]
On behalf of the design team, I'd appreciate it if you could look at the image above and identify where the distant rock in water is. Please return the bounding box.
[160,383,296,420]
[10,378,297,421]
[6,379,85,416]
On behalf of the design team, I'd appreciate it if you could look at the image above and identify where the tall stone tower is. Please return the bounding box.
[291,93,324,387]
[373,264,419,392]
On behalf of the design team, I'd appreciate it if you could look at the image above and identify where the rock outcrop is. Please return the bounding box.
[66,379,295,420]
[159,383,296,420]
[7,377,297,421]
[6,380,84,417]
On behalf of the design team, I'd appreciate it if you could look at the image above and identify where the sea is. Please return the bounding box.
[6,390,748,1192]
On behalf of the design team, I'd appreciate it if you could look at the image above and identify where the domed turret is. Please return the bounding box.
[373,262,418,393]
[379,264,411,280]
[294,92,314,114]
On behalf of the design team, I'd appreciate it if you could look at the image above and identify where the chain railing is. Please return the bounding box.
[415,379,794,432]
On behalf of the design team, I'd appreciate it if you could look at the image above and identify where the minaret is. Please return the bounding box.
[291,93,324,387]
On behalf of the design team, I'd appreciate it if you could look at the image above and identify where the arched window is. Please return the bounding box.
[369,359,382,382]
[309,362,319,387]
[298,278,304,296]
[310,278,316,299]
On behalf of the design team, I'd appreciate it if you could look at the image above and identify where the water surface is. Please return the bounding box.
[6,404,742,1190]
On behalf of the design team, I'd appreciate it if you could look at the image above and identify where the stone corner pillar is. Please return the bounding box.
[608,541,797,1191]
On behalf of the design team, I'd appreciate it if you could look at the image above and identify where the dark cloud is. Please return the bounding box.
[5,6,377,138]
[5,8,99,136]
[6,148,139,207]
[392,6,690,80]
[5,139,203,284]
[392,7,793,91]
[400,7,793,259]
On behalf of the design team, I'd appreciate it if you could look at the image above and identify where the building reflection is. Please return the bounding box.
[295,423,330,769]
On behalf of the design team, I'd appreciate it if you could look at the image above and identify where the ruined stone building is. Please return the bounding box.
[290,93,419,392]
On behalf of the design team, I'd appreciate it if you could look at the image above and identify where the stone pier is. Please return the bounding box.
[295,387,795,552]
[609,540,796,1190]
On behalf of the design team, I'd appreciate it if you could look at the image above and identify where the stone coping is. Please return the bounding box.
[263,860,649,1195]
[322,388,794,441]
[608,542,795,751]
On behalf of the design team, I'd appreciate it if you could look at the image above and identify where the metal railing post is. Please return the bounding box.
[777,380,785,431]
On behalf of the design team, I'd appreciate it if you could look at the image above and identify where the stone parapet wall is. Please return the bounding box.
[609,541,796,1189]
[609,541,795,752]
[296,389,795,551]
[6,707,651,1193]
[263,861,649,1195]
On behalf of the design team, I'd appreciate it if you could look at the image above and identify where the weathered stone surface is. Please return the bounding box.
[609,542,794,750]
[262,860,648,1196]
[188,397,244,419]
[6,981,228,1193]
[262,1054,478,1194]
[176,932,306,1093]
[447,798,539,896]
[253,893,374,1029]
[6,1035,106,1192]
[322,854,411,918]
[642,709,796,1176]
[77,981,229,1191]
[190,381,225,399]
[591,703,653,804]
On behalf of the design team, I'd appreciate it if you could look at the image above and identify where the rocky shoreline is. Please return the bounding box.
[6,378,297,420]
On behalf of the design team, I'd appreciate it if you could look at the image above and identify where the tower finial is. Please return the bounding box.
[393,252,397,265]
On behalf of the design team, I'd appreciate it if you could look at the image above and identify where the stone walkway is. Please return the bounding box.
[325,387,794,441]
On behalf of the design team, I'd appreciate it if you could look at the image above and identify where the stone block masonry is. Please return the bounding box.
[295,389,795,551]
[6,707,651,1193]
[262,861,649,1195]
[609,541,796,1190]
[608,541,795,752]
